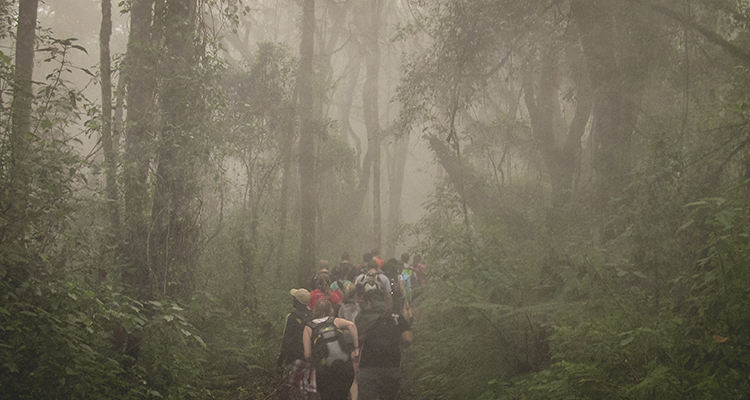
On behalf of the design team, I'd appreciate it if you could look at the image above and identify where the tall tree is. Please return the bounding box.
[150,0,201,299]
[573,0,657,240]
[362,0,384,250]
[339,44,363,163]
[277,103,296,277]
[7,0,39,242]
[100,0,121,244]
[521,38,593,208]
[385,135,409,257]
[298,0,316,286]
[122,0,155,295]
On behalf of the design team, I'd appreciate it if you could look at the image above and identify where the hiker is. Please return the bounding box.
[382,259,408,314]
[277,289,316,399]
[308,260,331,291]
[342,253,360,282]
[303,299,359,400]
[357,253,373,273]
[411,254,427,287]
[338,283,365,322]
[354,261,393,310]
[355,289,413,400]
[400,253,414,302]
[370,248,385,268]
[338,283,366,400]
[354,260,389,288]
[309,273,342,312]
[330,252,356,294]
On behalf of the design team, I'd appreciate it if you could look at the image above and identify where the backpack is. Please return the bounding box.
[363,270,383,293]
[309,317,351,370]
[387,274,404,312]
[292,309,312,327]
[309,270,331,291]
[401,270,412,300]
[330,263,350,293]
[333,262,359,284]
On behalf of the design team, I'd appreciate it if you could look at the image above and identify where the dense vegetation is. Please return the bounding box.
[2,0,750,399]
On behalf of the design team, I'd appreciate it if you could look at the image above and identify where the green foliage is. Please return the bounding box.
[0,279,128,399]
[403,122,750,400]
[401,180,557,399]
[395,1,750,399]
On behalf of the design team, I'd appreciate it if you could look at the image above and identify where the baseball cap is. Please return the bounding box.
[290,288,311,304]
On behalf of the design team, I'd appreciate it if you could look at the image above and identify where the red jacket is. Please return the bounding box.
[307,289,342,311]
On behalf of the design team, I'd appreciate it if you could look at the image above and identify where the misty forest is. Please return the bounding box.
[4,0,750,398]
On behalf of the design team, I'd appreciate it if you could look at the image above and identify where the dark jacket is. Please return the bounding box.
[355,300,410,369]
[277,308,312,367]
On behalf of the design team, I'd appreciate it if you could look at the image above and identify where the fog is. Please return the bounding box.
[3,0,750,398]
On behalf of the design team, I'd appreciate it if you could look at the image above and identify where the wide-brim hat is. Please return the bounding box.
[290,288,311,304]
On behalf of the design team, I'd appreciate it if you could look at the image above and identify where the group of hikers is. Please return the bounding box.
[276,250,427,400]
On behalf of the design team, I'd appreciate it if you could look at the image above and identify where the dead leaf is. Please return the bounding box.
[713,335,729,343]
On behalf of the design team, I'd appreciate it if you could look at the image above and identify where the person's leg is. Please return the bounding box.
[334,366,354,400]
[379,368,401,400]
[349,372,358,400]
[320,363,354,400]
[356,368,380,400]
[315,370,333,400]
[351,349,360,400]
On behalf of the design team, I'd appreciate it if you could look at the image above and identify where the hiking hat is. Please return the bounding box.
[290,288,311,304]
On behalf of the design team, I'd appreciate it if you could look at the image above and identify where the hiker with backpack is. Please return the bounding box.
[355,289,413,400]
[354,260,393,310]
[308,273,342,313]
[382,259,408,315]
[330,252,356,295]
[308,260,331,291]
[357,253,373,273]
[411,254,427,287]
[370,248,385,268]
[338,283,366,400]
[277,289,317,399]
[303,299,359,400]
[338,283,365,322]
[399,254,414,303]
[342,253,360,282]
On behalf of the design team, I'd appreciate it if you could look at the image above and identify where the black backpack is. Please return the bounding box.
[292,309,312,327]
[309,317,351,370]
[332,263,358,286]
[387,275,404,312]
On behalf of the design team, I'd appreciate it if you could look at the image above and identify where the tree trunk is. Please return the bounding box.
[385,135,409,258]
[522,44,592,208]
[340,45,363,165]
[6,0,38,242]
[150,0,199,300]
[316,0,350,118]
[298,0,316,287]
[363,0,384,251]
[276,123,295,277]
[100,0,121,244]
[573,0,654,240]
[113,73,125,154]
[122,0,155,296]
[239,190,259,313]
